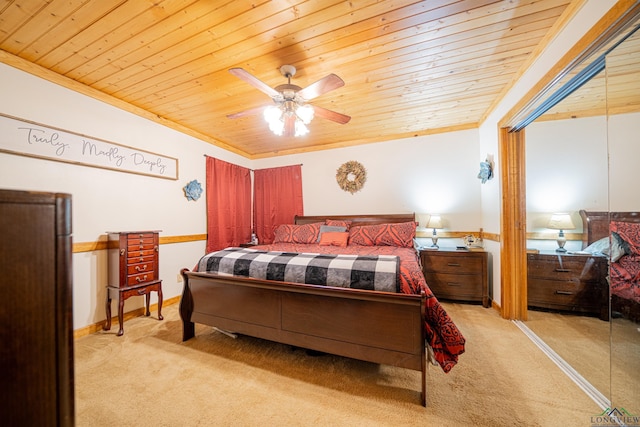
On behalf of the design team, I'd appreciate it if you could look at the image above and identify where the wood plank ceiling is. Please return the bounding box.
[0,0,580,159]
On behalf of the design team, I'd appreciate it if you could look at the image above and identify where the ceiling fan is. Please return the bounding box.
[227,65,351,137]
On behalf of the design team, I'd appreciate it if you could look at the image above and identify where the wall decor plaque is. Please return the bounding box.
[0,113,178,180]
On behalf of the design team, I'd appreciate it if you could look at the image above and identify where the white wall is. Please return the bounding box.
[253,130,483,231]
[609,112,640,211]
[0,63,250,329]
[526,116,608,252]
[525,113,640,252]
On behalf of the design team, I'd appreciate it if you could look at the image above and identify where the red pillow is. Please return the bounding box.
[348,221,417,248]
[273,223,323,244]
[318,232,349,247]
[325,219,353,231]
[610,221,640,255]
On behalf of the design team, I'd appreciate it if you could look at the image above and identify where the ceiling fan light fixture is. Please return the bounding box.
[294,120,309,137]
[264,105,285,135]
[264,105,282,122]
[263,101,314,137]
[229,66,349,136]
[296,104,314,124]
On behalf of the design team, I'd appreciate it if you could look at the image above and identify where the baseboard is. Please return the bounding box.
[491,299,501,312]
[513,319,610,410]
[73,295,181,339]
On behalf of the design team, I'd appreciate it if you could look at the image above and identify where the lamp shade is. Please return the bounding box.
[547,213,575,230]
[426,215,443,229]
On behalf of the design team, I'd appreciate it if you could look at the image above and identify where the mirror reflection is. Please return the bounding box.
[605,26,640,412]
[523,19,639,412]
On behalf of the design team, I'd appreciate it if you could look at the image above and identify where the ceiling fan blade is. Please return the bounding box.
[226,105,267,119]
[298,74,344,100]
[312,105,351,124]
[229,68,279,98]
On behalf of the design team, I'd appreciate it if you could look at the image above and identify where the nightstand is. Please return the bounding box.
[420,248,490,307]
[239,242,257,248]
[527,251,608,319]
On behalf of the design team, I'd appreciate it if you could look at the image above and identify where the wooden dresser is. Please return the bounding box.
[104,230,163,336]
[420,248,490,307]
[0,189,74,426]
[527,251,608,319]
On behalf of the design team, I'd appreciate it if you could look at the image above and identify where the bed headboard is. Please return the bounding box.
[579,210,640,248]
[295,213,415,227]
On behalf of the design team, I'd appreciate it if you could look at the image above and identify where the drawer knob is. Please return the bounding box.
[136,275,148,283]
[447,282,462,287]
[135,265,147,272]
[447,263,461,267]
[555,290,573,295]
[555,268,571,273]
[120,249,125,256]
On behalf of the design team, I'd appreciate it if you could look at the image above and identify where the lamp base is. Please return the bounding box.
[556,232,567,253]
[431,236,439,248]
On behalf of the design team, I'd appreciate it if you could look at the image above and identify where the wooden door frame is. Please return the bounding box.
[499,127,527,320]
[498,1,639,320]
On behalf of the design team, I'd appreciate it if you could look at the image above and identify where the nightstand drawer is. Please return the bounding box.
[527,254,602,281]
[421,254,483,274]
[420,249,490,307]
[426,273,483,298]
[528,278,603,310]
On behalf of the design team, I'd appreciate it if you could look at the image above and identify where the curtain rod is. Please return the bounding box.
[202,155,302,171]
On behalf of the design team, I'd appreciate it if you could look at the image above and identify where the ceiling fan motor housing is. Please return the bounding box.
[280,65,296,78]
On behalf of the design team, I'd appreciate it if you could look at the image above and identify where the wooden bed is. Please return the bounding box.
[180,213,430,406]
[580,210,640,322]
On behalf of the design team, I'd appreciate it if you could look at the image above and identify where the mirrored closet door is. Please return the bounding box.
[519,14,639,413]
[606,26,640,412]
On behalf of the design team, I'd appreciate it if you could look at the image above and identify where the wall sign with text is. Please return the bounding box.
[0,113,178,180]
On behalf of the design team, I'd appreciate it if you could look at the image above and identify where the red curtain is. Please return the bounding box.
[205,157,252,252]
[254,165,303,244]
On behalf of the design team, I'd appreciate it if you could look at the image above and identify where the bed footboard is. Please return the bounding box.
[179,268,427,406]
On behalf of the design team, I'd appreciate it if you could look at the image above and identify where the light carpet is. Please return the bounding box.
[74,302,600,426]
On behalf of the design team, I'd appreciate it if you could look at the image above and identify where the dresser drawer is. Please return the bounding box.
[128,248,157,258]
[127,261,154,275]
[126,271,156,286]
[421,254,483,274]
[527,254,602,281]
[528,278,603,310]
[127,238,155,250]
[127,254,156,265]
[127,233,155,242]
[426,273,483,299]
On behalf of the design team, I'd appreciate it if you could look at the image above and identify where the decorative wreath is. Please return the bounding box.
[336,161,367,194]
[183,179,203,201]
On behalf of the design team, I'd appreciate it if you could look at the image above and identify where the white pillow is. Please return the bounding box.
[583,233,628,262]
